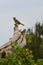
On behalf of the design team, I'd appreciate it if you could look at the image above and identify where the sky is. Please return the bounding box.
[0,0,43,46]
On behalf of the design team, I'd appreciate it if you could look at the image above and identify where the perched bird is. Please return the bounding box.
[21,29,26,35]
[13,17,24,26]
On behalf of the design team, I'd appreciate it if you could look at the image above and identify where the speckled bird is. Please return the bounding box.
[13,17,24,26]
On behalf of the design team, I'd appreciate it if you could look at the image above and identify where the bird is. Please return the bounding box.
[13,17,24,26]
[21,29,26,35]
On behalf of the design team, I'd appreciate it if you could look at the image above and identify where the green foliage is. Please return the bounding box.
[25,22,43,62]
[37,59,43,65]
[25,34,33,45]
[0,42,35,65]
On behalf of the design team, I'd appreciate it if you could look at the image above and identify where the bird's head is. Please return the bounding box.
[23,29,26,32]
[21,29,26,35]
[13,17,16,20]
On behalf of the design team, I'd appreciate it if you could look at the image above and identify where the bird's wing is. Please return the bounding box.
[21,23,24,26]
[16,19,21,24]
[16,19,25,26]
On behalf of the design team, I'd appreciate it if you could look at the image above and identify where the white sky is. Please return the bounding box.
[0,0,43,46]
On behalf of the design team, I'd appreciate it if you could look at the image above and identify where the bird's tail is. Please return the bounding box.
[21,23,25,26]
